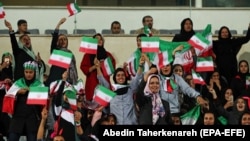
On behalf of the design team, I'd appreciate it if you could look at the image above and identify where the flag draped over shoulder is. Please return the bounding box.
[181,105,200,125]
[27,87,49,105]
[101,57,115,76]
[196,56,214,72]
[48,50,73,69]
[192,69,206,85]
[93,85,116,107]
[0,2,5,19]
[79,37,98,54]
[141,37,160,53]
[67,3,81,17]
[2,78,42,115]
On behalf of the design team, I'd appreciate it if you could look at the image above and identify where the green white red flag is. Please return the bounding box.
[0,2,5,19]
[198,24,214,57]
[101,57,115,76]
[196,56,214,72]
[27,87,49,105]
[126,55,137,77]
[173,50,194,74]
[188,33,210,53]
[141,37,160,53]
[181,105,200,125]
[48,50,73,69]
[93,85,116,107]
[153,50,173,69]
[67,3,81,17]
[64,86,77,111]
[79,37,98,54]
[191,69,206,85]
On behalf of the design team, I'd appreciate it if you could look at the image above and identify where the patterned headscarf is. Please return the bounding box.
[144,74,165,124]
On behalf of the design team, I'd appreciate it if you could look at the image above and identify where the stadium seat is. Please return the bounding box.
[73,29,96,35]
[28,29,40,34]
[45,29,68,35]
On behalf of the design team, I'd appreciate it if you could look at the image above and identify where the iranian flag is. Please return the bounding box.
[93,85,116,107]
[67,3,81,17]
[153,50,173,69]
[27,87,48,105]
[101,57,115,76]
[64,88,77,111]
[192,69,206,85]
[79,37,98,54]
[73,79,85,95]
[48,50,73,69]
[126,56,137,77]
[173,50,194,74]
[141,37,160,53]
[0,2,5,19]
[144,25,152,37]
[2,84,20,114]
[181,105,200,125]
[196,56,214,72]
[199,24,214,58]
[188,33,210,52]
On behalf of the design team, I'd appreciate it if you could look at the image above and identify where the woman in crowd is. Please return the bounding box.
[230,60,250,98]
[44,17,78,86]
[213,24,250,84]
[4,20,46,82]
[2,61,44,141]
[80,33,116,101]
[135,66,173,125]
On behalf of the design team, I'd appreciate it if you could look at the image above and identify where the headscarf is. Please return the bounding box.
[57,34,78,85]
[179,18,195,41]
[112,68,129,95]
[90,33,107,65]
[17,34,45,82]
[218,26,232,40]
[144,74,165,124]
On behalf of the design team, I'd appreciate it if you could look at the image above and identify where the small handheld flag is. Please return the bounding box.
[0,2,5,19]
[48,50,73,69]
[79,37,98,54]
[93,85,116,107]
[67,3,81,17]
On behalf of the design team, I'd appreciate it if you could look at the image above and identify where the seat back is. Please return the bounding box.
[45,29,68,35]
[73,29,96,35]
[0,29,10,34]
[28,29,40,34]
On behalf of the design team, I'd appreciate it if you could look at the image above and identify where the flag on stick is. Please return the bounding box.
[196,56,214,72]
[48,50,73,69]
[192,69,206,85]
[27,87,49,105]
[101,57,115,76]
[79,37,98,54]
[93,85,116,107]
[181,105,200,125]
[141,37,160,53]
[67,3,81,17]
[0,2,5,19]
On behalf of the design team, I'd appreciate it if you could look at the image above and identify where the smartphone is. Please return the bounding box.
[229,95,234,102]
[4,58,10,64]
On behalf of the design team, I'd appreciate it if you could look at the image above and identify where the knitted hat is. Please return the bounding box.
[23,61,37,71]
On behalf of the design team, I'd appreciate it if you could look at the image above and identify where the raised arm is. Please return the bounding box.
[50,17,66,53]
[4,20,22,56]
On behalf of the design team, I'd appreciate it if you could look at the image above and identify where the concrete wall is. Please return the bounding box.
[1,35,250,83]
[0,7,249,35]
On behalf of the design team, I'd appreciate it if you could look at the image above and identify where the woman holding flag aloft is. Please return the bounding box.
[44,17,78,87]
[2,61,44,141]
[95,53,144,125]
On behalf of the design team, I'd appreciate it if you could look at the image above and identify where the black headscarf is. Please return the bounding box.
[112,68,129,95]
[179,18,195,41]
[218,26,232,40]
[90,33,107,65]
